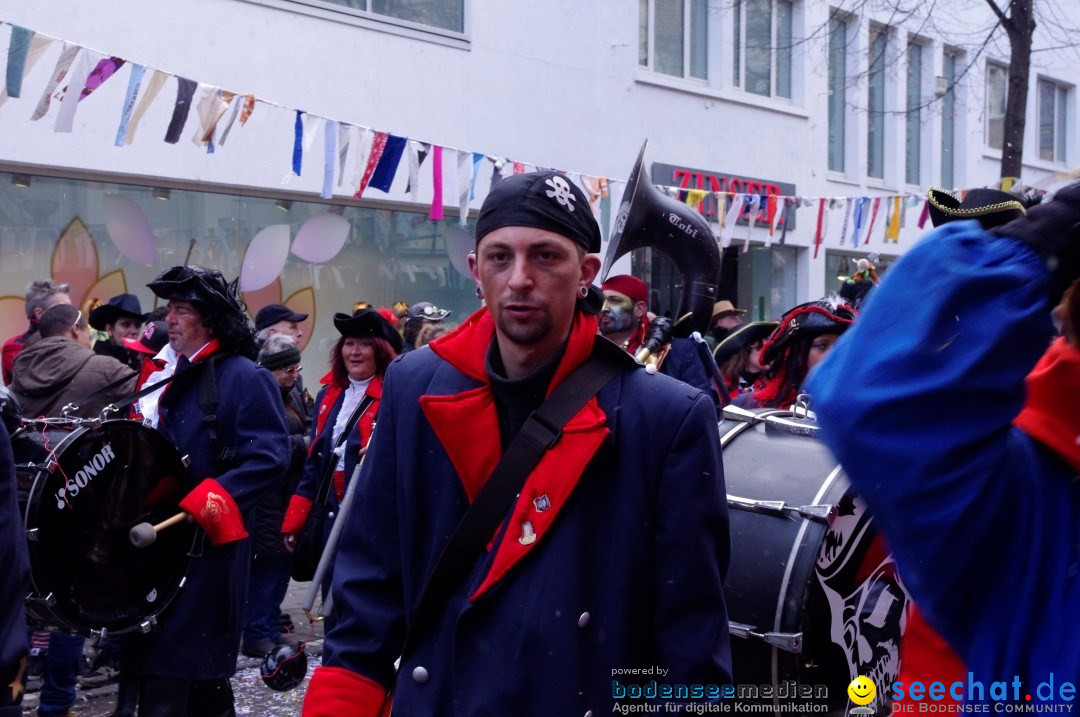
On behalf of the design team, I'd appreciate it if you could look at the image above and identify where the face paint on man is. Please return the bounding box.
[599,291,638,335]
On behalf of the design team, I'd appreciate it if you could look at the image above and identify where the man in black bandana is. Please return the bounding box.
[303,171,731,716]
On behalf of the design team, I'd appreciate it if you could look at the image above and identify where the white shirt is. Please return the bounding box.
[331,375,373,464]
[137,344,179,429]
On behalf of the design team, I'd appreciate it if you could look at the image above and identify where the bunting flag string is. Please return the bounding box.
[1,21,1048,246]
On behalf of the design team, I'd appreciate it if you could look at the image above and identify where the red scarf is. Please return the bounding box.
[1014,337,1080,474]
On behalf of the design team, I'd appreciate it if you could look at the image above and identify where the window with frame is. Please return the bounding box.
[732,0,793,98]
[905,42,923,185]
[986,63,1007,150]
[867,26,887,179]
[1038,78,1068,163]
[827,15,847,173]
[292,0,464,32]
[941,50,959,188]
[639,0,709,80]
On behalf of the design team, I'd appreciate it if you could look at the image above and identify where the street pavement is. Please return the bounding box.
[21,580,326,716]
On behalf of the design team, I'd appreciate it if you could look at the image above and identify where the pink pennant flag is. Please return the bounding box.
[429,145,444,221]
[512,161,525,175]
[917,199,931,229]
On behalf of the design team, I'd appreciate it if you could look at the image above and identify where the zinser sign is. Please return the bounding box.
[651,163,797,230]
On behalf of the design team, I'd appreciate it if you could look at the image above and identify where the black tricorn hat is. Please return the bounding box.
[713,321,778,366]
[333,308,404,353]
[927,187,1027,230]
[89,293,148,331]
[148,265,243,316]
[761,299,856,366]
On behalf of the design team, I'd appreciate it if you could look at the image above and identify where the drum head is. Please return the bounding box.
[21,420,193,635]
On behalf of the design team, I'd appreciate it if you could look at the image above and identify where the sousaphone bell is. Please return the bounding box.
[602,140,722,337]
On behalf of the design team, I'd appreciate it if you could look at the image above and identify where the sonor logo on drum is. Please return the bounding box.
[54,442,117,509]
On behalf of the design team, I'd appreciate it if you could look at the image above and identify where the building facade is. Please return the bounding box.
[0,0,1075,364]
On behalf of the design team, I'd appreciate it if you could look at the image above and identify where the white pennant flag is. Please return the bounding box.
[457,149,473,226]
[0,34,55,108]
[720,194,745,248]
[742,194,761,253]
[347,128,374,196]
[336,123,352,186]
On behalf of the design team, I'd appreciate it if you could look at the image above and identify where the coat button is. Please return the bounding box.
[578,612,590,628]
[412,666,429,683]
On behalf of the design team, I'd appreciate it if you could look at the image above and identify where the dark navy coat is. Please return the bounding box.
[141,350,289,680]
[308,309,731,716]
[0,428,28,716]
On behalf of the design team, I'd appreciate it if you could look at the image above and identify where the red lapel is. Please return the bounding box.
[421,307,610,600]
[311,372,383,456]
[1014,337,1080,474]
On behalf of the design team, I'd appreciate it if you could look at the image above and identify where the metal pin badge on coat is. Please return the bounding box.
[533,494,551,512]
[519,520,536,545]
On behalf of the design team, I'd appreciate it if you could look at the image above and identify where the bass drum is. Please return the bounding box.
[13,419,195,636]
[720,406,908,714]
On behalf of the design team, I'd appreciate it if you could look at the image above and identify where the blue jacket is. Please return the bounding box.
[141,350,289,679]
[305,309,731,716]
[0,428,28,716]
[810,222,1080,696]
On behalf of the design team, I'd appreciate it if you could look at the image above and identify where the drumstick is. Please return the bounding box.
[129,512,188,548]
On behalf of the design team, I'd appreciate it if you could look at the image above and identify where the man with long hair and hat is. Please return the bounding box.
[130,265,289,716]
[810,183,1080,698]
[302,171,731,715]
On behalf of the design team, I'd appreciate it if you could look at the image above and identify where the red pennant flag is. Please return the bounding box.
[355,131,389,199]
[813,198,827,259]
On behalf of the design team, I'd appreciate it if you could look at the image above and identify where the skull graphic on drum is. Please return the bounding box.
[816,493,910,710]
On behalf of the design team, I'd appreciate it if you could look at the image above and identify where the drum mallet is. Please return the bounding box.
[129,512,188,548]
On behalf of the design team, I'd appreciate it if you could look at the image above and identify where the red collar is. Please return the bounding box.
[429,306,599,393]
[423,306,608,601]
[1014,337,1080,474]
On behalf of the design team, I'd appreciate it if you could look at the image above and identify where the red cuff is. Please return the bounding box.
[302,666,391,717]
[282,494,314,535]
[178,478,248,547]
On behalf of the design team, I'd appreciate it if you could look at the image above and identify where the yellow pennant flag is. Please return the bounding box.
[885,195,902,243]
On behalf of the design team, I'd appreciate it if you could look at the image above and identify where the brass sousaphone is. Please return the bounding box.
[602,140,723,338]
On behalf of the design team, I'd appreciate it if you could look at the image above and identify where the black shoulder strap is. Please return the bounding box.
[313,393,375,506]
[401,343,623,660]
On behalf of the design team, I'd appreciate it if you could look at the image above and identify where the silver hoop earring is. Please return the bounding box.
[475,286,484,299]
[578,285,589,299]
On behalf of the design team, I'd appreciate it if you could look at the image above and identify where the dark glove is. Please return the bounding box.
[992,181,1080,303]
[640,316,673,357]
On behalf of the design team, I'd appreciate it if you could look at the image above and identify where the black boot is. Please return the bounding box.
[110,677,139,717]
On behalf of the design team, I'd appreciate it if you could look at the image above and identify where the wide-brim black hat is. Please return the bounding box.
[927,187,1027,230]
[333,308,404,353]
[148,265,243,315]
[89,293,148,330]
[713,321,778,366]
